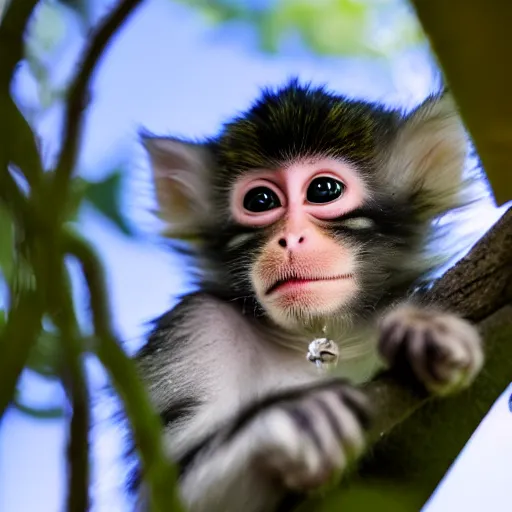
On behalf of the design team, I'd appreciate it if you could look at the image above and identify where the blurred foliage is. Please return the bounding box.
[0,0,184,509]
[175,0,425,56]
[13,389,66,419]
[25,327,64,380]
[82,170,135,236]
[3,0,134,418]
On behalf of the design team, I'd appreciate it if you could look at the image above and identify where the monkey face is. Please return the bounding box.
[230,157,368,328]
[144,79,469,331]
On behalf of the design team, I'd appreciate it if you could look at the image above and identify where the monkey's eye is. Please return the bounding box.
[243,186,281,212]
[306,177,345,204]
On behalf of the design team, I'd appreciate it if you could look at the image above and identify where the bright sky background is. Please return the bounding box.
[0,0,509,511]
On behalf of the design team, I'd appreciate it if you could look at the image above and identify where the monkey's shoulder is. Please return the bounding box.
[135,291,306,389]
[136,292,235,353]
[139,290,307,356]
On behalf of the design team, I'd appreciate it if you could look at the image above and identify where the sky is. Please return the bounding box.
[0,0,509,511]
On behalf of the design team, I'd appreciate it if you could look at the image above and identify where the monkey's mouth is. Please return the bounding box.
[266,274,353,295]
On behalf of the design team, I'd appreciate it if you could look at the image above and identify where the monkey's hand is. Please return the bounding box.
[178,380,371,512]
[251,380,371,491]
[378,305,484,396]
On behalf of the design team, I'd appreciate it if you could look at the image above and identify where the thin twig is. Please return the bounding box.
[49,262,90,512]
[67,367,90,512]
[63,229,184,512]
[53,0,144,201]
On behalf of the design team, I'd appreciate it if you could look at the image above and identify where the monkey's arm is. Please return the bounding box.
[135,293,371,512]
[175,379,371,512]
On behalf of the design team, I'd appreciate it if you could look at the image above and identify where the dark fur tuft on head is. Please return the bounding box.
[215,78,399,178]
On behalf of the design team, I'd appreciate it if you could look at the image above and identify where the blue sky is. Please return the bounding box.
[0,0,508,511]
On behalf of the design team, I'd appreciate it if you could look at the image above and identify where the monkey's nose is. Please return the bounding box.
[278,235,305,249]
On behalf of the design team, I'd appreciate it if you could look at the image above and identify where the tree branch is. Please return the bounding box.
[426,208,512,321]
[364,206,512,443]
[61,330,90,512]
[53,0,144,202]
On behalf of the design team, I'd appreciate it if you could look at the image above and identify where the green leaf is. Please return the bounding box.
[257,11,286,53]
[66,176,89,222]
[83,170,134,237]
[26,329,63,380]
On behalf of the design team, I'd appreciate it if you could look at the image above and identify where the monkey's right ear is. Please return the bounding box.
[141,135,214,236]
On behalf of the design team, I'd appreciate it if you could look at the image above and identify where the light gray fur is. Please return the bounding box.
[134,86,484,512]
[137,295,379,460]
[135,295,483,512]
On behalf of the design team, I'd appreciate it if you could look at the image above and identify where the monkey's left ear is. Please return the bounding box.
[142,135,214,236]
[384,93,469,215]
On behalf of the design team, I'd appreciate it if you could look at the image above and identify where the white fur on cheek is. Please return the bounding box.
[226,232,257,251]
[338,217,375,230]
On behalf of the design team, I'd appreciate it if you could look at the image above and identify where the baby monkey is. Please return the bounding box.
[132,80,483,512]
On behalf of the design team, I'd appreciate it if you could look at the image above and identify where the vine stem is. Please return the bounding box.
[0,288,43,418]
[0,0,180,509]
[63,229,184,512]
[46,258,90,512]
[53,0,144,203]
[0,168,43,420]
